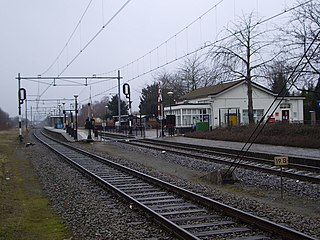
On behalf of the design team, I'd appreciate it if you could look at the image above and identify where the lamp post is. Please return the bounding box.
[62,102,66,130]
[58,103,62,129]
[74,94,78,141]
[58,104,61,116]
[69,103,74,129]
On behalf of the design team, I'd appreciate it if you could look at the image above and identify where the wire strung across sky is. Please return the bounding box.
[37,0,132,98]
[226,30,320,176]
[41,0,94,76]
[57,0,132,77]
[99,0,226,77]
[30,0,312,109]
[113,0,312,84]
[78,0,312,105]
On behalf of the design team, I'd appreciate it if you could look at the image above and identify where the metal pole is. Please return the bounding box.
[87,103,92,140]
[74,95,78,141]
[62,102,66,130]
[30,106,33,127]
[140,113,142,137]
[25,99,28,130]
[118,70,121,132]
[129,94,132,135]
[105,105,108,133]
[18,73,23,142]
[161,101,164,137]
[281,166,283,199]
[169,94,172,136]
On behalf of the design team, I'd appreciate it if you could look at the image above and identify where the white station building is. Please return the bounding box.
[164,80,304,131]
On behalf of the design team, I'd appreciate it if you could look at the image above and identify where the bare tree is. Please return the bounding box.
[208,12,277,124]
[154,69,186,100]
[280,0,320,90]
[177,54,217,92]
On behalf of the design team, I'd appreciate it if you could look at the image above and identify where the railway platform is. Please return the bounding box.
[163,136,320,161]
[43,127,88,142]
[43,126,320,161]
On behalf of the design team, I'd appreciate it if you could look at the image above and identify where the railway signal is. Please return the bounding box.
[123,83,132,134]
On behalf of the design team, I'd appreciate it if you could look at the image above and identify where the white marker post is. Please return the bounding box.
[274,156,289,199]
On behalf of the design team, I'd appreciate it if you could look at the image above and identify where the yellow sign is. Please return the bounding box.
[274,156,289,166]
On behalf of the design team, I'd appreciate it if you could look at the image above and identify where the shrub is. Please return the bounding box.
[185,123,320,148]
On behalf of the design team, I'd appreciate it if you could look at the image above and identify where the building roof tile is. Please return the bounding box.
[179,79,244,101]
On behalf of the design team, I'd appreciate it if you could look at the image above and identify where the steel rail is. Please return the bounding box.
[124,139,320,184]
[35,131,197,239]
[34,130,317,240]
[139,139,320,169]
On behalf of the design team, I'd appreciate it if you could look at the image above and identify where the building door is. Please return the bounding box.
[228,114,238,126]
[282,110,289,123]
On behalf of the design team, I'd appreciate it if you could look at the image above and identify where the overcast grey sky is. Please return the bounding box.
[1,0,295,118]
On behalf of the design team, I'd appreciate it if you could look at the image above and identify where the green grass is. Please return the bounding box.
[0,130,71,240]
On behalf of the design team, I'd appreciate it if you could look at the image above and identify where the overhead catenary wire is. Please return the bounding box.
[37,0,131,98]
[70,1,317,132]
[100,0,312,86]
[58,0,132,77]
[225,29,320,176]
[77,0,314,106]
[99,0,226,76]
[30,0,313,114]
[41,0,94,76]
[76,0,228,104]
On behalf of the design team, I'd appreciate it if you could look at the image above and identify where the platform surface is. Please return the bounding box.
[44,127,319,160]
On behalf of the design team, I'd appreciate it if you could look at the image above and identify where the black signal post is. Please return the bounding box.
[74,94,78,141]
[17,73,27,142]
[123,83,132,135]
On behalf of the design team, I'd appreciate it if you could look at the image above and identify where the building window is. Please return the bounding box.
[183,115,191,125]
[192,109,199,114]
[219,108,240,127]
[200,109,207,114]
[177,116,181,126]
[176,107,211,127]
[198,100,209,104]
[242,109,264,124]
[280,103,291,108]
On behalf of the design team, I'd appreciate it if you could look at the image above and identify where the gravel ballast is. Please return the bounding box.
[80,139,320,239]
[26,134,176,240]
[27,132,320,239]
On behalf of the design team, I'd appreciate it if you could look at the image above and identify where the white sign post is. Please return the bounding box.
[274,156,289,199]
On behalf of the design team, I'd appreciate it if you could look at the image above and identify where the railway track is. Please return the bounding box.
[34,130,316,240]
[99,131,135,141]
[120,138,320,184]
